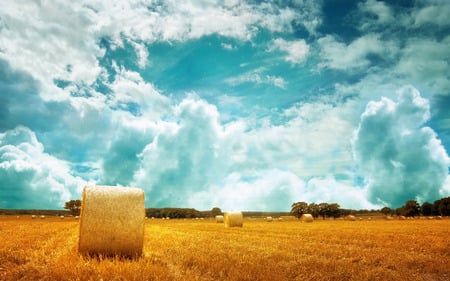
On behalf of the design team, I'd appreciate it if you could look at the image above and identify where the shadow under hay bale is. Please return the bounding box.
[224,211,243,227]
[78,185,145,258]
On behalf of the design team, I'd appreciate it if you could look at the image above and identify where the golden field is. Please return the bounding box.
[0,215,449,281]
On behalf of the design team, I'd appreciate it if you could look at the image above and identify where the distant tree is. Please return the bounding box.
[437,197,450,216]
[381,207,393,216]
[399,200,421,217]
[433,199,441,216]
[308,203,320,218]
[328,203,341,219]
[290,202,308,218]
[211,207,222,217]
[64,199,81,216]
[318,203,329,220]
[421,202,433,216]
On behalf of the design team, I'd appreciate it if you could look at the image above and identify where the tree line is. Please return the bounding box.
[290,196,450,219]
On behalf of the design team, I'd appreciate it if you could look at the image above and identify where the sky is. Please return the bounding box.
[1,0,449,211]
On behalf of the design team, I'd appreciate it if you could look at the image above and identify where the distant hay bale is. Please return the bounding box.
[385,216,393,220]
[215,215,224,223]
[31,215,36,219]
[60,216,65,219]
[266,216,273,222]
[436,216,442,220]
[78,185,145,257]
[300,214,314,223]
[345,215,356,221]
[398,216,406,220]
[40,215,45,219]
[224,211,243,227]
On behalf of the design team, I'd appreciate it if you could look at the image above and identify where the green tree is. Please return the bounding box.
[64,199,81,216]
[308,203,320,218]
[290,202,308,218]
[381,207,392,216]
[421,202,433,216]
[438,197,450,216]
[318,203,329,220]
[211,207,222,217]
[400,200,421,217]
[328,203,341,219]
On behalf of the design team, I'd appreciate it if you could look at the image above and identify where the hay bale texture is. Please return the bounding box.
[224,211,243,227]
[345,215,356,221]
[215,215,224,223]
[301,214,314,223]
[78,185,145,257]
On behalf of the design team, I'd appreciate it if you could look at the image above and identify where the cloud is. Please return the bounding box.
[357,0,394,30]
[0,127,87,209]
[225,67,286,89]
[353,86,449,207]
[318,34,398,71]
[269,38,309,65]
[132,97,232,207]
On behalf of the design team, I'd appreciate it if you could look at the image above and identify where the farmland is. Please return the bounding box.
[0,216,449,281]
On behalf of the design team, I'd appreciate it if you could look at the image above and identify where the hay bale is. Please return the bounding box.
[40,215,45,219]
[266,216,273,222]
[78,185,145,257]
[31,215,36,219]
[60,216,65,219]
[398,216,406,220]
[215,215,224,223]
[301,214,314,223]
[436,216,442,220]
[224,211,243,227]
[385,216,393,220]
[345,215,356,221]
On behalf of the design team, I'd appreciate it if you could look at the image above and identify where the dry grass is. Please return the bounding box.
[0,215,449,280]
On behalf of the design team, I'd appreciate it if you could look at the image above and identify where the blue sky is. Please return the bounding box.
[1,0,449,211]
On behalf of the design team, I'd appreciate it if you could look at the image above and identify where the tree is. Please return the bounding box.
[64,199,81,216]
[290,202,308,218]
[308,203,320,218]
[318,203,329,220]
[328,203,341,219]
[437,197,450,216]
[421,202,433,216]
[381,207,392,216]
[211,207,222,217]
[399,200,420,217]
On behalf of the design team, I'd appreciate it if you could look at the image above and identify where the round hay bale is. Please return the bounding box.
[385,216,393,220]
[60,216,65,219]
[345,215,356,221]
[436,216,442,220]
[398,216,406,220]
[266,216,273,222]
[31,215,36,219]
[40,215,45,219]
[78,185,145,257]
[215,215,224,223]
[224,211,243,227]
[300,214,314,223]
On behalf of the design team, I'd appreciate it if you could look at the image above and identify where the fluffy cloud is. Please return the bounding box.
[0,127,87,209]
[353,86,449,207]
[269,38,309,64]
[318,34,398,71]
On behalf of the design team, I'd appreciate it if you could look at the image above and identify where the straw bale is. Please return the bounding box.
[78,185,145,257]
[40,215,45,219]
[224,211,243,227]
[31,215,36,219]
[398,216,406,220]
[215,215,224,223]
[266,216,273,222]
[345,215,356,221]
[301,214,314,223]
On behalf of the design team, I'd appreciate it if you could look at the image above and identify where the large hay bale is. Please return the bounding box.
[301,214,314,223]
[215,215,224,223]
[224,211,243,227]
[266,216,273,222]
[78,185,145,257]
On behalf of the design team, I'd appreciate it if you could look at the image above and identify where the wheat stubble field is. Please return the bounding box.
[0,216,449,281]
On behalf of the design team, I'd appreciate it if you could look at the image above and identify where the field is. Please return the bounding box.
[0,216,449,281]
